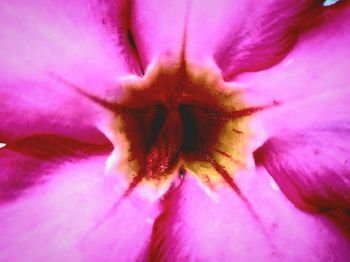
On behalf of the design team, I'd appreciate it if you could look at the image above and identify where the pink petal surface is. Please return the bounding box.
[185,0,325,78]
[0,0,134,141]
[1,0,350,260]
[0,134,112,203]
[147,171,350,261]
[0,155,160,261]
[233,4,350,211]
[254,127,350,211]
[238,3,350,112]
[1,156,349,261]
[130,0,188,68]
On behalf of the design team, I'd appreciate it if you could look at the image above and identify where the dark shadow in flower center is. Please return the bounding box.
[116,101,271,198]
[50,74,275,197]
[179,104,199,152]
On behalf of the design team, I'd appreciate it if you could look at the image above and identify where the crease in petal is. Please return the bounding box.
[145,170,350,261]
[254,125,350,212]
[237,3,350,107]
[129,0,188,68]
[241,5,350,216]
[0,133,112,203]
[0,0,136,140]
[0,156,161,261]
[186,0,337,80]
[93,0,145,75]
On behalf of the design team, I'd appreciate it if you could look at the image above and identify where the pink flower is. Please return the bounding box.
[1,0,349,261]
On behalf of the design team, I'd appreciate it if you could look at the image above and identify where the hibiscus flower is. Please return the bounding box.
[1,0,349,261]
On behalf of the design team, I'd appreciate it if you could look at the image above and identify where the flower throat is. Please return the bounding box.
[53,64,271,195]
[105,65,272,196]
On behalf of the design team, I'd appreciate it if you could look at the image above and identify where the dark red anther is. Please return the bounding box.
[146,110,183,179]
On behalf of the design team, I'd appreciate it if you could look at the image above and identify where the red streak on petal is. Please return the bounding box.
[199,149,243,197]
[214,148,232,158]
[49,74,146,114]
[201,103,278,121]
[199,147,277,251]
[123,170,145,198]
[7,134,111,160]
[232,128,244,134]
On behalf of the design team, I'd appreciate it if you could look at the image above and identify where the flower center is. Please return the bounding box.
[106,63,268,192]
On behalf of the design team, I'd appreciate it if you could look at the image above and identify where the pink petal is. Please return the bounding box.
[237,3,350,112]
[0,134,112,203]
[238,5,350,211]
[147,171,350,260]
[130,0,188,67]
[0,0,135,141]
[254,127,350,211]
[186,0,327,79]
[0,155,160,261]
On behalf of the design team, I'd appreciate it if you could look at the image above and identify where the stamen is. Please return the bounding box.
[145,110,183,179]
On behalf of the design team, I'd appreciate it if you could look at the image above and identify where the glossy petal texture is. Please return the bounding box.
[243,5,350,212]
[0,156,161,261]
[186,0,323,79]
[0,134,112,203]
[147,172,350,261]
[130,0,188,67]
[1,0,350,261]
[0,0,132,141]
